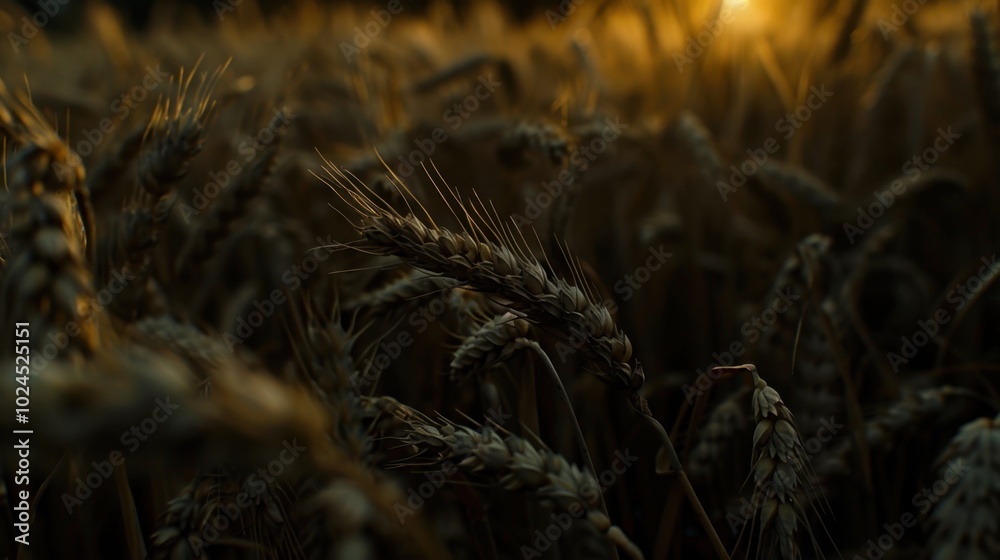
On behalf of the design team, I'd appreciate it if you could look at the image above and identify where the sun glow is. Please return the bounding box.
[719,0,770,36]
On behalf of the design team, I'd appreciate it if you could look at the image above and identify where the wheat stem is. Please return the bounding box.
[646,412,731,560]
[515,337,618,560]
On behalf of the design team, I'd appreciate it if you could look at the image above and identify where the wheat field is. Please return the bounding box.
[0,0,998,559]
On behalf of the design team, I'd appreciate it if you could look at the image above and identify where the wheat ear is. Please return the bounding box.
[449,318,612,552]
[927,412,1000,560]
[319,165,645,404]
[688,385,751,483]
[367,395,643,560]
[343,269,461,319]
[115,62,223,318]
[715,364,828,560]
[814,385,964,481]
[449,311,530,380]
[0,77,99,356]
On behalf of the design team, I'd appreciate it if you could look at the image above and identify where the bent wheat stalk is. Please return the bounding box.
[322,162,730,559]
[320,164,645,406]
[367,395,642,560]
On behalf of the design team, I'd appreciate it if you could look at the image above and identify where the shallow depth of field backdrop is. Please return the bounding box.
[1,0,999,559]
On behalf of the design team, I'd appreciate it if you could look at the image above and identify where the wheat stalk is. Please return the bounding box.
[714,364,827,560]
[322,162,731,558]
[286,297,372,460]
[927,412,1000,560]
[814,385,964,481]
[0,77,99,357]
[366,395,644,560]
[320,165,645,404]
[748,366,809,559]
[150,472,302,560]
[115,61,224,319]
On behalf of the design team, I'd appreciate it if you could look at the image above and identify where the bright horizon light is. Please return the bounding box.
[723,0,751,9]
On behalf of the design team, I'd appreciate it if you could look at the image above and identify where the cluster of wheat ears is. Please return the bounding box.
[1,0,1000,559]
